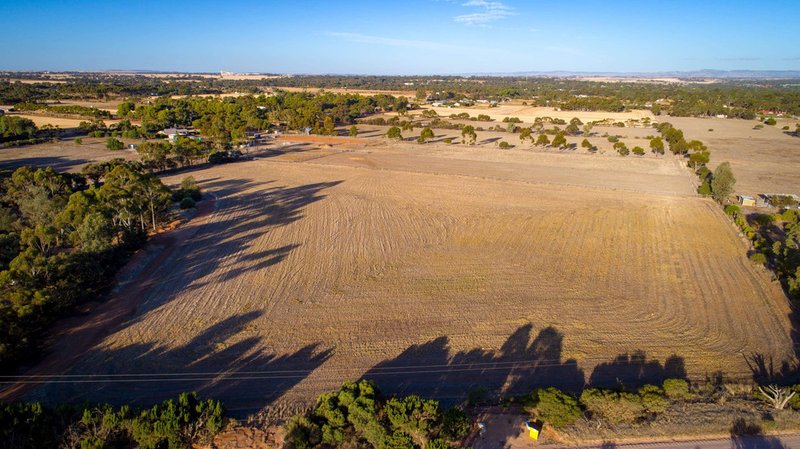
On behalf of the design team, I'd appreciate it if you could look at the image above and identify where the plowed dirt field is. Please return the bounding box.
[14,143,795,416]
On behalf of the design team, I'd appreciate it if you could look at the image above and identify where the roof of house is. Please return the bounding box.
[160,127,191,135]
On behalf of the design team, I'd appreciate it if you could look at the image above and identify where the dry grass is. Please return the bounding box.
[8,113,121,128]
[424,104,654,124]
[0,137,138,173]
[25,139,793,415]
[666,116,800,196]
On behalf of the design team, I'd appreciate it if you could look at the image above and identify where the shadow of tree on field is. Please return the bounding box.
[361,324,585,405]
[745,353,800,385]
[125,177,343,314]
[33,311,332,416]
[0,155,89,172]
[18,176,341,415]
[587,351,686,388]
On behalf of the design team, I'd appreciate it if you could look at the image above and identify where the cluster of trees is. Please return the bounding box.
[13,102,111,119]
[0,77,221,104]
[286,380,470,449]
[0,162,177,369]
[0,115,38,144]
[129,92,408,147]
[137,137,212,171]
[725,205,800,301]
[1,392,224,449]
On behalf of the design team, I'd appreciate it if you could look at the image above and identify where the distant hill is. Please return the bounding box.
[464,69,800,79]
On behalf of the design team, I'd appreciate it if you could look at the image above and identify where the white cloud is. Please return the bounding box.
[324,32,456,51]
[454,0,514,26]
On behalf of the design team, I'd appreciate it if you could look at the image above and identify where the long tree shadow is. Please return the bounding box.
[124,177,343,317]
[745,353,800,385]
[31,312,332,417]
[5,177,341,413]
[0,155,89,172]
[587,351,686,388]
[361,324,585,404]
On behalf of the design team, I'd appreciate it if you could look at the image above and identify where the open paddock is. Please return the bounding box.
[667,116,800,196]
[0,137,139,173]
[18,140,793,415]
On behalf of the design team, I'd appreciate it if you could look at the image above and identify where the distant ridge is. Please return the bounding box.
[462,69,800,79]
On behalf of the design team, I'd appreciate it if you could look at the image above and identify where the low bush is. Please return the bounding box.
[105,137,124,151]
[638,385,668,414]
[724,204,741,216]
[528,387,582,428]
[441,407,470,440]
[662,378,692,400]
[749,252,767,265]
[580,388,644,424]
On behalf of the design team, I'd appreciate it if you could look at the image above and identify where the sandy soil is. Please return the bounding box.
[8,138,792,416]
[0,137,138,172]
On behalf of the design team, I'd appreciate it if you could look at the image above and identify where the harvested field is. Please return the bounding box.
[275,134,370,146]
[0,137,138,172]
[7,113,121,128]
[667,116,800,196]
[423,104,654,124]
[15,141,794,416]
[273,86,416,97]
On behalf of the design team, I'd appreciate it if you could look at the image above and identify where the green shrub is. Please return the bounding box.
[286,415,321,449]
[529,387,582,428]
[443,137,452,144]
[782,209,797,222]
[580,388,644,424]
[697,181,711,196]
[441,408,470,440]
[180,197,196,209]
[428,439,451,449]
[662,379,692,400]
[498,141,512,149]
[638,385,668,414]
[749,252,767,265]
[764,117,777,126]
[724,204,741,216]
[105,137,124,151]
[75,138,83,145]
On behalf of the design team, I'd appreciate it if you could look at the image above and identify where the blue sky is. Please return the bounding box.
[1,0,798,74]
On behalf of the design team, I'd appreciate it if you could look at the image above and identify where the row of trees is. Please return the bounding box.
[286,380,470,449]
[1,392,224,449]
[0,162,176,369]
[13,102,111,119]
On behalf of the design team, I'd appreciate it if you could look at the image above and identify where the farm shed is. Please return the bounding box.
[738,195,756,207]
